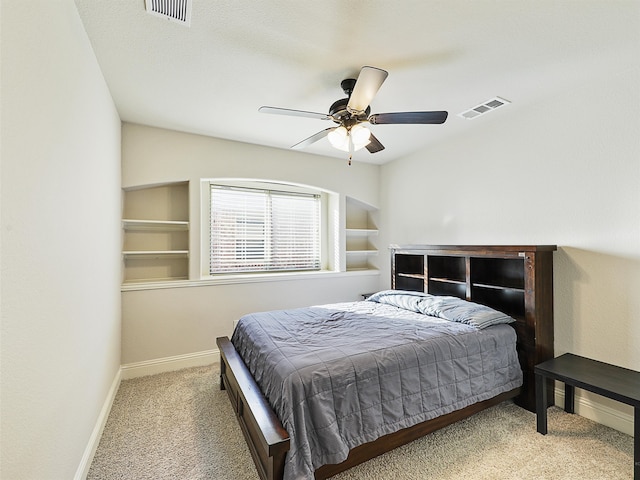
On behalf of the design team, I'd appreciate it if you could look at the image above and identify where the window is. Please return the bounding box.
[209,184,321,274]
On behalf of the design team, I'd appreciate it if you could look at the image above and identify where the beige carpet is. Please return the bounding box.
[87,364,634,479]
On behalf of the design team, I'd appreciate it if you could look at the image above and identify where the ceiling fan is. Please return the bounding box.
[259,66,448,165]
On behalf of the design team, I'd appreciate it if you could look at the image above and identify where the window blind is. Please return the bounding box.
[210,185,321,274]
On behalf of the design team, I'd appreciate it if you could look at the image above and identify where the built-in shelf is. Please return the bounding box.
[122,276,189,285]
[122,182,189,284]
[345,197,379,272]
[345,267,377,272]
[345,250,378,255]
[123,250,189,258]
[345,228,379,235]
[123,219,189,231]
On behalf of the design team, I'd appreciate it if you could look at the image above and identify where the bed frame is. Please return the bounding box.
[216,245,556,480]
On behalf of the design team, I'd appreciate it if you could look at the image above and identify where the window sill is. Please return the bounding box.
[121,268,379,292]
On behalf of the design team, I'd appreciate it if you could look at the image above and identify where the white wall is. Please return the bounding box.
[121,124,381,364]
[0,1,122,478]
[379,63,639,432]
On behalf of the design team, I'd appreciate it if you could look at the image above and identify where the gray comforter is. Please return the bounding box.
[231,299,522,480]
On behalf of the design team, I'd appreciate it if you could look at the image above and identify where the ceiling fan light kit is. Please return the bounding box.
[259,66,449,165]
[328,125,371,152]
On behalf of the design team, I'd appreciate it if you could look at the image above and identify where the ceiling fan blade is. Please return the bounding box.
[259,106,331,121]
[347,66,389,115]
[366,132,385,154]
[291,127,335,149]
[369,111,448,125]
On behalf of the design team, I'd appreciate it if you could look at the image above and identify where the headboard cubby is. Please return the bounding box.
[390,244,557,412]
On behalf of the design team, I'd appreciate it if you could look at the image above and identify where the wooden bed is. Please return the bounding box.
[216,245,556,480]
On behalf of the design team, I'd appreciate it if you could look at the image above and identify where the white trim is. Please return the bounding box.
[75,353,634,478]
[201,178,341,283]
[121,268,379,291]
[554,386,634,436]
[74,368,122,480]
[121,349,219,379]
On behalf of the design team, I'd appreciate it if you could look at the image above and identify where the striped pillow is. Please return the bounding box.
[417,295,514,329]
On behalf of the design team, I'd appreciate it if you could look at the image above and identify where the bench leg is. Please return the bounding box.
[536,373,548,435]
[564,383,575,414]
[634,406,638,480]
[220,358,227,391]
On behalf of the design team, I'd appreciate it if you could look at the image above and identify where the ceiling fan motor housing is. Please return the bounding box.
[329,98,370,126]
[329,78,371,125]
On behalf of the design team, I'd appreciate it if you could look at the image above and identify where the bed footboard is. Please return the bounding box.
[313,387,520,479]
[216,336,290,480]
[217,335,520,480]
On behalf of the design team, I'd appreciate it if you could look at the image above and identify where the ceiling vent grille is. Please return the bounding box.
[145,0,192,26]
[458,96,510,120]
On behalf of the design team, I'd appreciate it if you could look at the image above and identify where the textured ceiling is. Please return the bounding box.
[74,0,638,165]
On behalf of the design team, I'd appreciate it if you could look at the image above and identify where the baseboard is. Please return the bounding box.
[74,367,122,480]
[74,354,632,479]
[121,349,219,380]
[554,386,634,437]
[75,350,219,477]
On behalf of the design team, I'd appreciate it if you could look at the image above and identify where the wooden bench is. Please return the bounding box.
[534,353,640,479]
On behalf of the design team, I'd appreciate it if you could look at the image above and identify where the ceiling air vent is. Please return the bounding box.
[145,0,192,27]
[458,96,510,120]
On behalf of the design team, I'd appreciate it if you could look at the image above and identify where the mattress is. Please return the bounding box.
[231,299,522,480]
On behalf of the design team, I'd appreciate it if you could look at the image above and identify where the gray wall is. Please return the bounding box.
[120,124,381,364]
[379,59,640,433]
[1,1,122,478]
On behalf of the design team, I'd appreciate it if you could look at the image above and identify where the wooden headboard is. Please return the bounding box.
[390,244,557,412]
